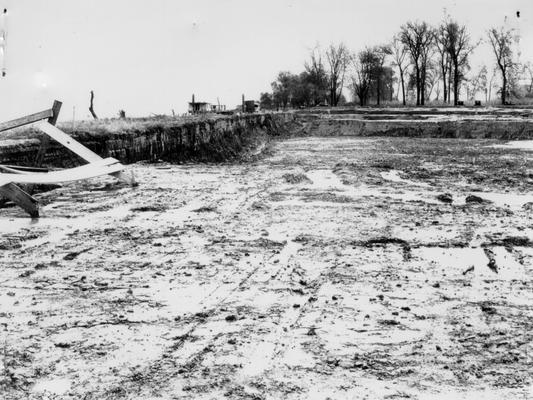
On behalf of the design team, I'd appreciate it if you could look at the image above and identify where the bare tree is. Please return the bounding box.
[350,49,375,106]
[435,23,452,103]
[487,26,516,105]
[325,43,350,106]
[400,21,434,106]
[443,20,475,105]
[400,23,421,105]
[391,35,408,105]
[89,90,98,119]
[419,28,435,104]
[373,45,392,106]
[304,45,329,105]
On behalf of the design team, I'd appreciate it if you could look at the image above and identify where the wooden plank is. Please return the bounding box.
[0,165,32,174]
[0,102,134,217]
[0,183,39,218]
[0,109,53,133]
[47,100,62,126]
[0,158,123,186]
[38,121,102,163]
[0,165,49,173]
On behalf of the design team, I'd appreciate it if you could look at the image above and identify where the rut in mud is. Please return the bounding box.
[0,136,532,399]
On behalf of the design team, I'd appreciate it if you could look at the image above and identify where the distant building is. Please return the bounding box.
[188,101,228,114]
[244,100,260,113]
[189,101,211,114]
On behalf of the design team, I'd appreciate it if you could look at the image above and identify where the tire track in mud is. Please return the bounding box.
[0,205,131,262]
[246,233,532,391]
[174,178,278,309]
[92,176,291,398]
[2,169,276,400]
[156,238,308,397]
[95,248,290,399]
[238,253,338,383]
[3,138,533,399]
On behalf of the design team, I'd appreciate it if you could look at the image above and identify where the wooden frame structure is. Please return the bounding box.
[0,100,135,218]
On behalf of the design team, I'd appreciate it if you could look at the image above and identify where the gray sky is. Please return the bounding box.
[0,0,531,120]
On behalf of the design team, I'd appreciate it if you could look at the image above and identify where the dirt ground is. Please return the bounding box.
[0,136,532,399]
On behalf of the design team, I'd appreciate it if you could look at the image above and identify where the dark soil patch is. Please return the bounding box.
[282,173,311,184]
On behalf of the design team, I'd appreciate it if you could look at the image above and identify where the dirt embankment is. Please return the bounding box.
[0,113,298,167]
[2,108,533,168]
[295,113,533,139]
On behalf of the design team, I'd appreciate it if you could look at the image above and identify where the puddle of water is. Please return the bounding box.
[393,226,460,243]
[491,246,527,281]
[304,169,533,209]
[282,343,316,368]
[455,192,533,209]
[302,169,451,207]
[33,378,72,395]
[297,170,433,204]
[381,170,429,187]
[44,325,170,386]
[306,169,346,191]
[426,384,533,400]
[273,240,301,265]
[265,224,292,243]
[0,218,41,233]
[240,340,278,377]
[378,171,533,208]
[239,291,285,312]
[0,205,131,252]
[139,281,219,317]
[415,246,527,283]
[491,140,533,151]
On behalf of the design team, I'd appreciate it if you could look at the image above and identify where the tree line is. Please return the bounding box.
[260,15,529,109]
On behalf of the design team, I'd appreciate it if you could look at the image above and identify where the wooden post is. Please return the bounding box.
[38,122,102,163]
[48,100,62,125]
[0,109,53,133]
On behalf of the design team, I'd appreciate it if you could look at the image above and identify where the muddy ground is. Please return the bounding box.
[0,136,532,399]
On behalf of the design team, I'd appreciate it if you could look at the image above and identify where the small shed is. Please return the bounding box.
[189,102,211,114]
[244,100,260,113]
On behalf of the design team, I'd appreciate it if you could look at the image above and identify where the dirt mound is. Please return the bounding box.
[437,193,453,203]
[282,173,311,184]
[483,236,533,247]
[466,194,492,204]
